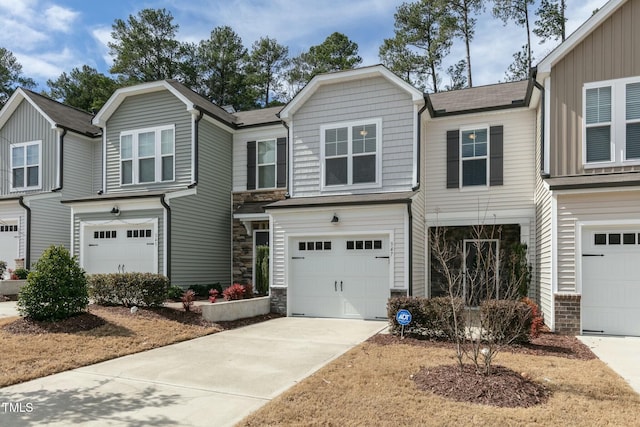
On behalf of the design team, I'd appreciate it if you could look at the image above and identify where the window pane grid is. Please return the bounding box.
[120,127,174,184]
[324,122,377,187]
[11,143,40,189]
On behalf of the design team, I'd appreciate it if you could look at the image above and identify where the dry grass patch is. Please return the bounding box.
[0,305,221,387]
[240,339,640,426]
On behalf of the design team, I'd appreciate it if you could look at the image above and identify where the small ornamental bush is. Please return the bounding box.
[13,268,29,280]
[480,299,533,344]
[522,297,544,338]
[17,245,88,321]
[223,283,246,301]
[181,289,196,312]
[88,273,170,307]
[387,296,465,340]
[166,285,184,301]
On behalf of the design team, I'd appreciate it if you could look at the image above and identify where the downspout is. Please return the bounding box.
[18,197,31,269]
[281,121,290,195]
[188,109,204,189]
[412,100,429,191]
[52,128,67,192]
[533,78,547,176]
[160,195,171,280]
[407,200,413,297]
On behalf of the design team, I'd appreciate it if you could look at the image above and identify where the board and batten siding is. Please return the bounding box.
[270,204,407,290]
[290,76,416,196]
[232,126,287,192]
[549,0,640,177]
[170,119,233,287]
[73,209,165,273]
[104,90,193,193]
[0,100,57,195]
[555,190,640,293]
[425,108,536,215]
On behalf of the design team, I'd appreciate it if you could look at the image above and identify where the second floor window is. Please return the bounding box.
[584,77,640,166]
[11,141,41,191]
[120,125,174,185]
[258,139,276,188]
[461,128,488,186]
[321,119,381,188]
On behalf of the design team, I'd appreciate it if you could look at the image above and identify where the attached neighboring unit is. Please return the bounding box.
[535,0,640,336]
[63,80,235,287]
[267,65,427,319]
[0,88,101,274]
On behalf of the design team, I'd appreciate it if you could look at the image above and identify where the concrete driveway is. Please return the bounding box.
[0,301,18,318]
[0,317,385,427]
[578,335,640,395]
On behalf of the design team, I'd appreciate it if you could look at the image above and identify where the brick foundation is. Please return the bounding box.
[554,294,581,335]
[270,287,287,314]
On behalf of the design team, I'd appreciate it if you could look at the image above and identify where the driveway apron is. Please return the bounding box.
[0,317,385,427]
[578,335,640,395]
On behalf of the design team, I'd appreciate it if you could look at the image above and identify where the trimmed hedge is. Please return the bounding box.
[387,296,465,340]
[88,273,170,307]
[480,299,533,344]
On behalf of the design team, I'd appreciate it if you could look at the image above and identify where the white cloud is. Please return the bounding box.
[0,16,49,48]
[45,5,80,33]
[91,26,114,68]
[0,0,38,17]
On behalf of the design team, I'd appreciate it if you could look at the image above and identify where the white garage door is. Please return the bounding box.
[84,223,157,274]
[0,222,19,278]
[289,235,390,319]
[582,228,640,336]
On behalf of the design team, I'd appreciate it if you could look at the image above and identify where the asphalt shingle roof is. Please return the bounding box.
[22,89,101,136]
[428,80,530,115]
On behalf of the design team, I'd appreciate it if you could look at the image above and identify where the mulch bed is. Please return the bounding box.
[369,331,596,408]
[413,364,550,408]
[2,304,284,335]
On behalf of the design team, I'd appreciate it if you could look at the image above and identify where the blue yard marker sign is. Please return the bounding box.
[396,309,412,338]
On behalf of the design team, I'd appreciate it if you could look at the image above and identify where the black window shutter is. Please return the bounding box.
[490,126,504,186]
[446,130,460,189]
[247,141,256,190]
[276,137,287,188]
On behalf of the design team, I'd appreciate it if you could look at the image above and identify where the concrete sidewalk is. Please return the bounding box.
[0,301,18,318]
[0,317,386,427]
[578,335,640,395]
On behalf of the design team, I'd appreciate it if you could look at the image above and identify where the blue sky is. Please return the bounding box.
[0,0,605,92]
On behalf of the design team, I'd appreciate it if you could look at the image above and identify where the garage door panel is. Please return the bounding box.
[84,223,157,274]
[0,222,19,278]
[582,229,640,336]
[290,235,390,320]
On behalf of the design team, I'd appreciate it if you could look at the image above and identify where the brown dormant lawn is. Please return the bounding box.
[0,305,220,388]
[240,337,640,426]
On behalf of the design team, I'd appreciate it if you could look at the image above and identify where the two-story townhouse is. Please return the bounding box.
[534,0,640,336]
[424,81,537,303]
[62,80,236,287]
[231,106,287,288]
[0,88,101,277]
[266,65,427,319]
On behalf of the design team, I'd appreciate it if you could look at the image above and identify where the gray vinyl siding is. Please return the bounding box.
[0,100,57,195]
[232,126,286,192]
[104,90,193,193]
[73,208,165,274]
[62,134,99,199]
[412,120,427,297]
[549,0,640,177]
[29,196,70,267]
[291,76,416,196]
[92,138,102,193]
[170,119,233,287]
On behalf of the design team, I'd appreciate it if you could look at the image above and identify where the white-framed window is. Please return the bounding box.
[257,139,276,188]
[460,127,488,187]
[120,125,175,185]
[321,119,381,189]
[10,141,41,191]
[583,77,640,167]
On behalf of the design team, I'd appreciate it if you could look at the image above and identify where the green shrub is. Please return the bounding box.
[0,260,6,278]
[387,296,464,340]
[255,245,269,295]
[88,273,170,307]
[188,283,222,298]
[166,285,184,300]
[480,299,533,344]
[13,268,29,280]
[17,245,88,321]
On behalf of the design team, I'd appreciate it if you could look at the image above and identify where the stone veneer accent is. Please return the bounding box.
[232,189,287,285]
[554,294,581,335]
[390,290,408,298]
[270,287,287,314]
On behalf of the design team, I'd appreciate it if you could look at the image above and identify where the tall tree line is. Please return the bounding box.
[1,2,569,110]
